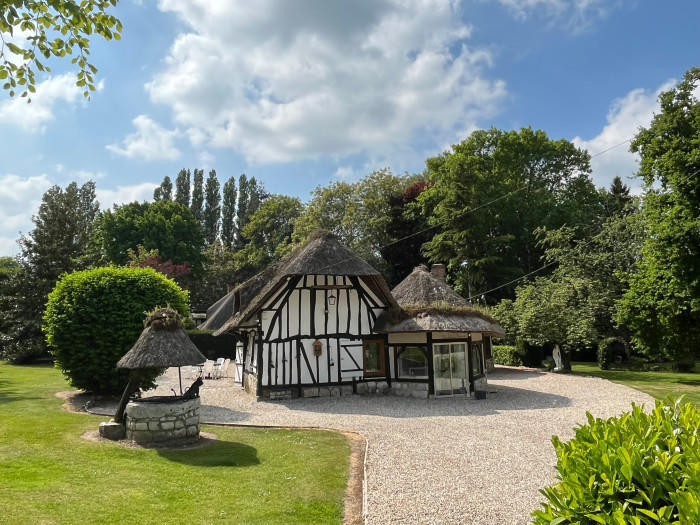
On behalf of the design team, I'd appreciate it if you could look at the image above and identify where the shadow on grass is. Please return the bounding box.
[158,440,259,468]
[0,378,42,405]
[677,379,700,387]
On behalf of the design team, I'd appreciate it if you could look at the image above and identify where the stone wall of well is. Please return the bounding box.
[125,397,200,445]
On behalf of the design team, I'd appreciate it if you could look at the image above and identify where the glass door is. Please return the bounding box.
[433,342,469,396]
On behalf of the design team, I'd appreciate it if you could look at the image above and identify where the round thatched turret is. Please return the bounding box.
[374,265,505,336]
[117,307,206,369]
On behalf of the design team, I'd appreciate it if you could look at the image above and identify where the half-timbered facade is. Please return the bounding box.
[214,232,399,398]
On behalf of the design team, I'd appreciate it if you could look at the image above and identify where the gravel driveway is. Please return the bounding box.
[151,366,652,525]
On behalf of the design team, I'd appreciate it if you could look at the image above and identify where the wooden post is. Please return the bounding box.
[114,370,141,424]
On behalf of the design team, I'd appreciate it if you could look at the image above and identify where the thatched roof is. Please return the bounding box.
[374,266,505,336]
[117,308,207,369]
[198,290,234,331]
[215,231,398,334]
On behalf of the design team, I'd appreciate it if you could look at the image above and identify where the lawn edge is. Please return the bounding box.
[58,390,366,525]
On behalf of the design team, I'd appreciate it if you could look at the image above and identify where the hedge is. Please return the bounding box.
[492,345,523,366]
[44,266,190,395]
[533,398,700,524]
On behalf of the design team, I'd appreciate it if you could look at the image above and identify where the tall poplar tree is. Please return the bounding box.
[221,176,237,249]
[203,170,221,245]
[234,174,251,250]
[175,168,191,208]
[153,176,173,202]
[190,169,204,225]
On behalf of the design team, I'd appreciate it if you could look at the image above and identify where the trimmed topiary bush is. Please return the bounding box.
[533,398,700,524]
[44,266,190,395]
[492,345,523,366]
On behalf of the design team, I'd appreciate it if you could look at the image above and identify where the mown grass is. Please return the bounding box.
[0,362,349,525]
[571,361,700,406]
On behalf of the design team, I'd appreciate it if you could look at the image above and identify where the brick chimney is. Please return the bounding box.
[431,264,446,282]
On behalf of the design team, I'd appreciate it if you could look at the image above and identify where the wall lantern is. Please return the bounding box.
[327,294,336,306]
[312,339,323,357]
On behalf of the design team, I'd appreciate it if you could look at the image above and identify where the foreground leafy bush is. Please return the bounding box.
[492,345,523,366]
[44,267,190,395]
[533,398,700,524]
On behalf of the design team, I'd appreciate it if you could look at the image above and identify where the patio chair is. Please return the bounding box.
[212,357,225,379]
[221,358,231,378]
[201,360,214,380]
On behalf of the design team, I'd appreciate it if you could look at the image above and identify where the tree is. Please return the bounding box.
[221,175,237,250]
[190,168,204,224]
[616,68,700,368]
[153,175,172,202]
[1,181,99,362]
[98,200,203,270]
[0,1,122,100]
[174,168,191,208]
[203,169,220,245]
[381,178,432,287]
[418,127,599,302]
[604,176,633,217]
[234,195,303,280]
[126,245,191,280]
[44,266,190,395]
[186,242,237,312]
[292,169,410,273]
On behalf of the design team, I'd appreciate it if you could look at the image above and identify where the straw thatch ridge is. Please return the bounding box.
[374,265,505,336]
[215,231,399,335]
[391,265,469,308]
[117,319,207,369]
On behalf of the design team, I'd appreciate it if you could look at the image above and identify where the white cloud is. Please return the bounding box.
[0,74,82,133]
[0,173,53,255]
[96,182,158,210]
[73,170,107,182]
[106,114,181,161]
[494,0,617,32]
[198,150,215,169]
[572,79,676,191]
[148,0,506,164]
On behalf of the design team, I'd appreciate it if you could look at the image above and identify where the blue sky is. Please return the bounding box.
[1,0,699,256]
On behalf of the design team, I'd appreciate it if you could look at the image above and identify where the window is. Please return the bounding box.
[471,343,483,378]
[363,339,385,377]
[397,346,428,378]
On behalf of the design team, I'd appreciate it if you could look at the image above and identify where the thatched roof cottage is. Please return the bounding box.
[214,234,504,399]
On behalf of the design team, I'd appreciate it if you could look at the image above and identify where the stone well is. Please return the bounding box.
[124,396,200,445]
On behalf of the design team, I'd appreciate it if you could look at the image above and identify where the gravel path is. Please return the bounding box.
[150,366,652,525]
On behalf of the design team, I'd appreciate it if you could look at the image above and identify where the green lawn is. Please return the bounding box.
[0,362,349,525]
[571,361,700,406]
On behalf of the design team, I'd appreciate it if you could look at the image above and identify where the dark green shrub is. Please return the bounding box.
[492,345,523,366]
[598,337,628,370]
[533,398,700,524]
[187,329,238,360]
[44,266,190,395]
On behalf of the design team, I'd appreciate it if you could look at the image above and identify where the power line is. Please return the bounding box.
[314,133,656,277]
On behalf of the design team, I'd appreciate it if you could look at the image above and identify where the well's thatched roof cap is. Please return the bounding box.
[215,231,398,334]
[374,266,505,336]
[117,308,206,369]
